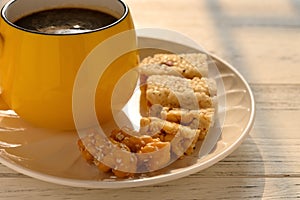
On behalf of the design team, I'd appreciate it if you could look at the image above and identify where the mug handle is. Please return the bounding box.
[0,33,10,109]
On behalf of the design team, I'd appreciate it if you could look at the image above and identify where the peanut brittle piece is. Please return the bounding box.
[78,130,137,178]
[149,106,215,140]
[78,127,171,177]
[138,139,171,172]
[140,117,200,157]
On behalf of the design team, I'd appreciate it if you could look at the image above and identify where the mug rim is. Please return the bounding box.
[0,0,129,36]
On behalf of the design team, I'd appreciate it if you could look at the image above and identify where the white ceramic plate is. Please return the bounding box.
[0,35,255,188]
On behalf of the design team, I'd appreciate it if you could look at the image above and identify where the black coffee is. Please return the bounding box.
[14,8,118,34]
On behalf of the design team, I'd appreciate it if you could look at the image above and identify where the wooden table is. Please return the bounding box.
[1,0,299,199]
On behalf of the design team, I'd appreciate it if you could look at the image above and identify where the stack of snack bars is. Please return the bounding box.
[78,53,217,178]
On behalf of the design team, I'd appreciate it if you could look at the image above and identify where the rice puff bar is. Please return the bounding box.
[146,75,216,110]
[139,53,209,81]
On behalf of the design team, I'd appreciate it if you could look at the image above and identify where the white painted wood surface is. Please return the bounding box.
[0,0,300,199]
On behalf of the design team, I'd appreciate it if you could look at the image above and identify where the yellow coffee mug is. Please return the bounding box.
[0,0,138,130]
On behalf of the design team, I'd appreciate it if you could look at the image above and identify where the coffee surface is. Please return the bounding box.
[14,8,118,34]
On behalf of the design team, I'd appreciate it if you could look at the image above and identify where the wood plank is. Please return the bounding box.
[252,84,300,110]
[196,137,300,177]
[0,177,299,200]
[0,164,24,177]
[218,0,298,18]
[229,27,300,84]
[253,110,300,139]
